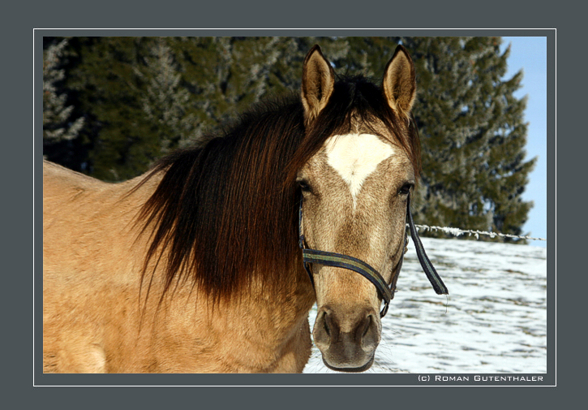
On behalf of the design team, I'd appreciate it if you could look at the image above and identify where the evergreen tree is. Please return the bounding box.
[168,37,349,138]
[332,37,396,78]
[66,37,161,181]
[43,39,84,159]
[45,36,534,241]
[167,37,287,134]
[135,38,198,153]
[262,37,349,93]
[49,37,352,180]
[398,37,535,242]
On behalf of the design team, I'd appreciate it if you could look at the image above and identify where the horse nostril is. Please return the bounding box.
[360,312,380,350]
[314,308,337,348]
[323,312,331,337]
[362,315,372,338]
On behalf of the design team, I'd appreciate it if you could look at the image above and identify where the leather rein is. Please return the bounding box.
[298,193,448,318]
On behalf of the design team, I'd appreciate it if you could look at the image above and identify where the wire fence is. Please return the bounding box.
[408,223,546,241]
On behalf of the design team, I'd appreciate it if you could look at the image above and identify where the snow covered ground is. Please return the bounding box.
[303,237,547,373]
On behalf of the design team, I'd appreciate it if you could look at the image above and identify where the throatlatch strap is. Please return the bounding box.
[406,195,449,295]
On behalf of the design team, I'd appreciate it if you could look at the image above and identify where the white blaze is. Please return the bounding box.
[325,133,396,208]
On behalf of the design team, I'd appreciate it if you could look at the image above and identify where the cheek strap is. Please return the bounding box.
[405,194,449,295]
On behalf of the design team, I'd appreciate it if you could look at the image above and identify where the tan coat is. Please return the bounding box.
[43,161,314,373]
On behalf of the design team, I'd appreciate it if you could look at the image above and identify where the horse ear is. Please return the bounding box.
[301,45,335,124]
[382,45,416,117]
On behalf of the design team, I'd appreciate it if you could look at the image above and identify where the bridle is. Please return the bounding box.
[298,193,448,318]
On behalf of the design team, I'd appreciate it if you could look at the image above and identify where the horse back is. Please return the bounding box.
[43,160,141,267]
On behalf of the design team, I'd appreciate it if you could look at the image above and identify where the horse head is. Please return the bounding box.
[297,45,419,372]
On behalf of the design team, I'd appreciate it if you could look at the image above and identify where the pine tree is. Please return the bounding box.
[66,37,160,181]
[47,36,534,241]
[398,37,535,242]
[262,37,350,93]
[167,37,349,139]
[135,38,198,153]
[43,39,84,156]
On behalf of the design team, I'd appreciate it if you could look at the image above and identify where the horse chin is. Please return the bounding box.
[321,355,375,373]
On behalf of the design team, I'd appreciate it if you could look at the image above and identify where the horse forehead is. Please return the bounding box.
[323,133,399,203]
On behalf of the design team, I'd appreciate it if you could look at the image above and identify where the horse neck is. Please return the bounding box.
[130,167,316,327]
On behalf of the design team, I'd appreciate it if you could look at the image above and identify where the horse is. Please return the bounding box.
[43,44,446,373]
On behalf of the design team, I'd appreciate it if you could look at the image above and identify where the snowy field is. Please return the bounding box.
[303,237,547,374]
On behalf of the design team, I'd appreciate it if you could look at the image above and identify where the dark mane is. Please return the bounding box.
[135,75,421,303]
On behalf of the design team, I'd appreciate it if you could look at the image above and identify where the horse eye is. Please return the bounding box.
[399,183,413,196]
[297,179,312,193]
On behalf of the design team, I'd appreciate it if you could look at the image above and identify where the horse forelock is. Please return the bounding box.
[134,75,421,305]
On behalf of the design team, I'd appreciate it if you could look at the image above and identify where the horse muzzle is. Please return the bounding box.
[313,305,381,372]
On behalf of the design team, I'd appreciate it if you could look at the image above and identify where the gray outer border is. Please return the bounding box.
[33,27,555,388]
[7,0,579,407]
